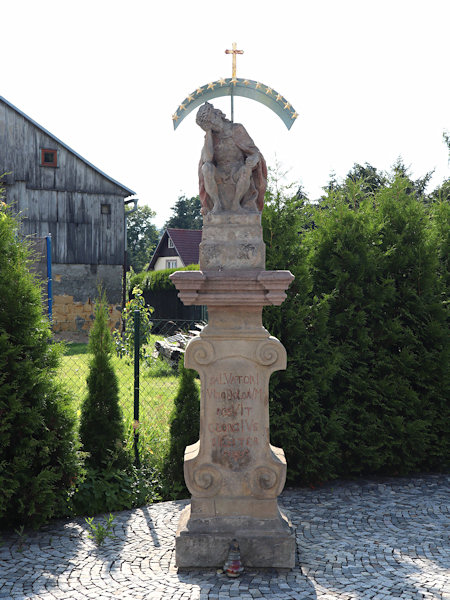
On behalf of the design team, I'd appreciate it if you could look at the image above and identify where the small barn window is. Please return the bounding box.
[41,148,57,167]
[101,204,111,215]
[166,259,177,269]
[168,238,175,248]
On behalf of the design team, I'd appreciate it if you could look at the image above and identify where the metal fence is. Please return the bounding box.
[55,317,204,469]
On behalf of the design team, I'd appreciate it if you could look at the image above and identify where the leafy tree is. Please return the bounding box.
[79,291,129,471]
[164,195,202,230]
[0,187,81,529]
[163,359,200,498]
[127,205,159,272]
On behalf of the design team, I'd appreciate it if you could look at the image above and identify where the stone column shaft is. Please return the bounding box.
[170,269,296,568]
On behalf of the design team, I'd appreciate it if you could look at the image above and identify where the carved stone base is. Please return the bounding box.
[169,268,296,570]
[175,504,296,568]
[200,213,265,271]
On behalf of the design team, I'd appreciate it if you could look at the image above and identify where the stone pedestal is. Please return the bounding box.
[170,212,295,569]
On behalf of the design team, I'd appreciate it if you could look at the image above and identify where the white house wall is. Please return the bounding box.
[153,255,184,271]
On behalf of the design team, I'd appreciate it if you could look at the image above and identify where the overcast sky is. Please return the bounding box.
[3,0,449,226]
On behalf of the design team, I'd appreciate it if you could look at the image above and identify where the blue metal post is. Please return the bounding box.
[46,234,52,322]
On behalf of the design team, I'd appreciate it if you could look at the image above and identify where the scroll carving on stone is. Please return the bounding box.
[190,464,223,497]
[248,466,279,498]
[196,102,267,215]
[186,338,215,367]
[255,339,284,367]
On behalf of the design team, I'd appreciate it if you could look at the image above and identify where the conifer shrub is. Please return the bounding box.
[0,192,81,529]
[163,358,200,498]
[79,291,129,471]
[263,170,449,484]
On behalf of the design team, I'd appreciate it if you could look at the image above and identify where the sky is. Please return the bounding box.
[3,0,449,227]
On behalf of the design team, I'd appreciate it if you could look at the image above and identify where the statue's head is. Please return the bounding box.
[196,102,228,132]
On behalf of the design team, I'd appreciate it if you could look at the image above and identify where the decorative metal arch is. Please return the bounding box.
[172,78,298,130]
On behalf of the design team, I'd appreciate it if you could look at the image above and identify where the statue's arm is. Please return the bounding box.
[234,125,260,168]
[202,130,214,164]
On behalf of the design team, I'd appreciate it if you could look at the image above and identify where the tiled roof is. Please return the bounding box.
[167,229,202,266]
[148,228,202,270]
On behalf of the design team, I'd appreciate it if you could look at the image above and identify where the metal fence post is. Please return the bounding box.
[133,309,140,467]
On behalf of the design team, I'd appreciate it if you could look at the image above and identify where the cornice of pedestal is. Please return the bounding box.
[169,269,294,307]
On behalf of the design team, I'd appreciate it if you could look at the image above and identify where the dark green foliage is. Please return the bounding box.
[72,464,161,516]
[74,293,163,515]
[163,359,200,498]
[79,292,129,471]
[129,264,199,294]
[263,168,449,485]
[164,195,202,230]
[0,193,81,529]
[126,206,159,272]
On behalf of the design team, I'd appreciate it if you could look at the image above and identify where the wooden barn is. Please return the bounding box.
[0,96,136,333]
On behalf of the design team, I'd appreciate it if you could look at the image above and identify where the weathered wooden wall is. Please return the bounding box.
[7,183,124,264]
[0,101,126,195]
[0,99,128,266]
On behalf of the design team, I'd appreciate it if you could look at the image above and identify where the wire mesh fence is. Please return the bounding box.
[54,317,205,470]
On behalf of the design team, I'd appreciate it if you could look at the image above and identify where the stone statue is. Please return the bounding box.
[196,103,267,215]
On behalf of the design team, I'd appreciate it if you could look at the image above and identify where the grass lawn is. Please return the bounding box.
[57,337,181,470]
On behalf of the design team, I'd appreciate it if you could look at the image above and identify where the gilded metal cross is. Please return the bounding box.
[225,43,244,79]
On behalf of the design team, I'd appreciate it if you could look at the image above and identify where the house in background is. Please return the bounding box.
[0,96,136,334]
[145,228,205,322]
[148,228,202,271]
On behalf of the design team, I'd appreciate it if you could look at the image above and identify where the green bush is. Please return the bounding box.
[74,292,166,515]
[0,194,82,529]
[129,264,199,296]
[72,463,161,516]
[163,358,200,498]
[263,169,449,484]
[79,291,129,471]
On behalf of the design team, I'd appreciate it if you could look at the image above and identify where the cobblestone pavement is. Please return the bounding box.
[0,474,448,600]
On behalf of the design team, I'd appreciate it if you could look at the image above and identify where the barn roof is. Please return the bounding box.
[0,96,136,196]
[148,228,202,270]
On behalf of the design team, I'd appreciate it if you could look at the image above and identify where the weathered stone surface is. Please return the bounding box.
[176,505,295,568]
[200,213,265,271]
[171,270,295,568]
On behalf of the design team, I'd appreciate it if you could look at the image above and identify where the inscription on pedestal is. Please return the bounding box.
[206,370,263,471]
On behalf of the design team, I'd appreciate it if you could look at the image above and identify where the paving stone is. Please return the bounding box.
[0,474,448,599]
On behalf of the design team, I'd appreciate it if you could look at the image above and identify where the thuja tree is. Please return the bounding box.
[0,192,81,529]
[262,174,345,483]
[263,169,449,483]
[79,292,129,471]
[163,359,200,498]
[367,178,449,473]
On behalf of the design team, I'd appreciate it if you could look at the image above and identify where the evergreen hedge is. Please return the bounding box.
[263,171,449,484]
[163,359,200,498]
[0,192,81,529]
[128,264,199,296]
